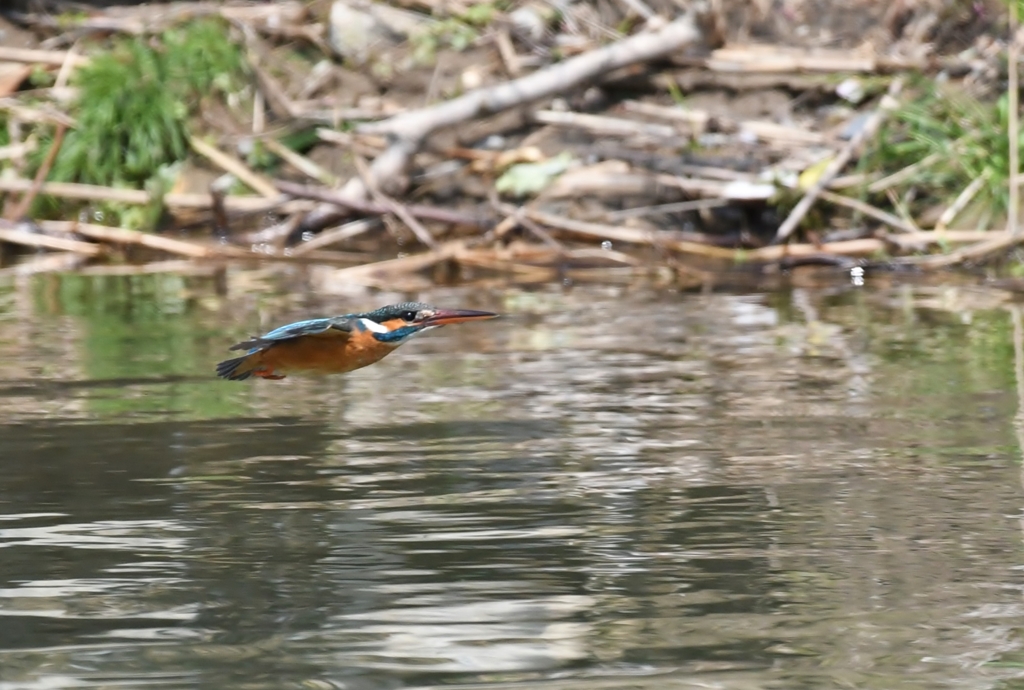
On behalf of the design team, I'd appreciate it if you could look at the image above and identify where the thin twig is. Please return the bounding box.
[328,241,466,285]
[902,232,1023,267]
[5,122,65,221]
[608,197,729,220]
[273,179,491,228]
[189,136,279,199]
[352,155,438,249]
[818,189,917,234]
[773,77,904,244]
[935,171,990,233]
[262,137,338,186]
[866,152,941,194]
[290,218,381,256]
[492,199,564,248]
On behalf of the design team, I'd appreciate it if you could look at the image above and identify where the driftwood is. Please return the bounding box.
[1,1,1022,283]
[295,13,702,234]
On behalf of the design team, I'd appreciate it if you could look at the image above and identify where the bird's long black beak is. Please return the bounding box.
[420,308,498,327]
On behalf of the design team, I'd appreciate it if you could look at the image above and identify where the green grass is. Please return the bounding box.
[42,18,246,197]
[862,80,1023,229]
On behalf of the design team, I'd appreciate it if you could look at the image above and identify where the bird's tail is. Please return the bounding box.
[216,353,259,380]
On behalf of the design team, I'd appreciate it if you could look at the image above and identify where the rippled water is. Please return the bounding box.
[2,271,1024,689]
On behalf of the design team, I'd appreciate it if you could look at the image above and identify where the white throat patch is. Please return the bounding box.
[358,317,389,334]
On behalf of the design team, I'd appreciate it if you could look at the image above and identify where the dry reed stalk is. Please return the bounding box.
[4,123,66,221]
[934,172,990,233]
[352,155,438,249]
[866,153,942,194]
[189,136,279,198]
[746,238,886,261]
[73,260,211,276]
[817,189,917,234]
[289,219,381,256]
[532,109,680,139]
[328,241,466,285]
[0,177,150,204]
[0,142,37,162]
[0,224,102,255]
[774,77,904,243]
[274,179,490,228]
[40,221,247,259]
[607,197,728,220]
[525,208,738,258]
[262,138,338,186]
[707,44,876,73]
[885,230,995,249]
[903,232,1021,267]
[0,98,76,128]
[0,46,89,67]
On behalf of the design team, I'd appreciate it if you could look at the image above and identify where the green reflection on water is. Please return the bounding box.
[28,272,246,419]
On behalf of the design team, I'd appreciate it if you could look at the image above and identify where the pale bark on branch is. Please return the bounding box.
[297,14,702,233]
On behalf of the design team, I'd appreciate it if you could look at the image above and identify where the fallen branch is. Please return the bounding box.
[358,17,701,144]
[291,14,701,235]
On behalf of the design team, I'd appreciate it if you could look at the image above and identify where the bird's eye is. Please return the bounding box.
[401,311,417,322]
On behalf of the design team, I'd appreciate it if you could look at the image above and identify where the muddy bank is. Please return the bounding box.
[0,0,1019,289]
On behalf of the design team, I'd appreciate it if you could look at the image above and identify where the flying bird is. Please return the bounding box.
[216,302,497,381]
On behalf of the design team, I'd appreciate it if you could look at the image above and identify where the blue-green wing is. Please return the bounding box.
[229,317,353,352]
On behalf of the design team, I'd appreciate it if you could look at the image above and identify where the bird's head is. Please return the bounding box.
[356,302,497,344]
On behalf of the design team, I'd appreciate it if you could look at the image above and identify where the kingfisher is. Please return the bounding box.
[216,302,497,381]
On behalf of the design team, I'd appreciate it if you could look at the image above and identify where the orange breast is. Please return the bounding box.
[258,332,397,375]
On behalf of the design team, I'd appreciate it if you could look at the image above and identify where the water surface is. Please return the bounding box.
[2,272,1024,689]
